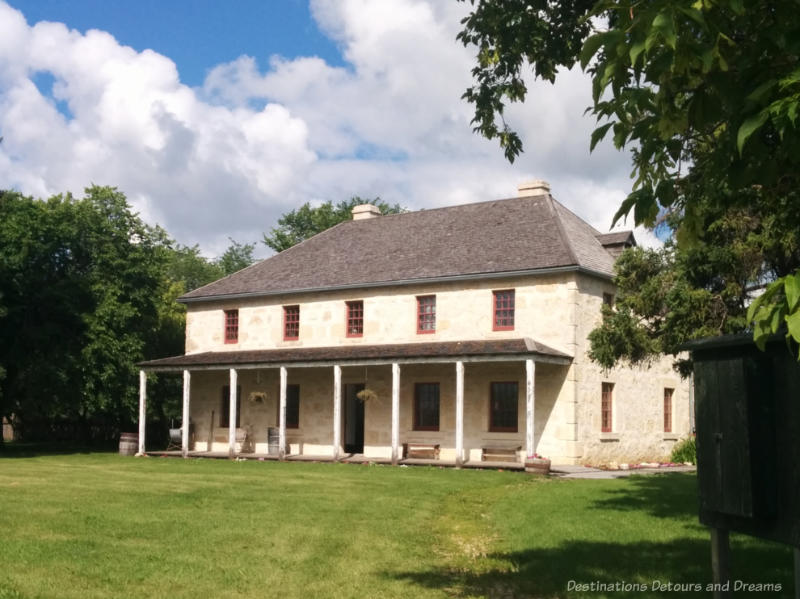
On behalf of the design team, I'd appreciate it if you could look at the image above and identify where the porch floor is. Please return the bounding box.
[145,450,524,470]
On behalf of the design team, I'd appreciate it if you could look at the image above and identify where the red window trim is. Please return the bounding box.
[664,388,673,433]
[283,305,300,341]
[492,289,515,331]
[489,381,518,433]
[416,295,436,335]
[601,382,614,433]
[413,382,440,431]
[224,309,239,344]
[346,300,364,338]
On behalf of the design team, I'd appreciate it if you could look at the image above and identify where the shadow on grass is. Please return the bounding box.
[0,441,116,458]
[388,538,792,598]
[589,472,700,520]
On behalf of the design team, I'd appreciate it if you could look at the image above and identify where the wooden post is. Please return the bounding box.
[455,361,464,467]
[391,363,400,465]
[525,359,535,459]
[279,366,287,460]
[794,548,799,599]
[710,527,730,598]
[333,365,342,460]
[228,368,237,459]
[137,370,146,456]
[181,369,191,458]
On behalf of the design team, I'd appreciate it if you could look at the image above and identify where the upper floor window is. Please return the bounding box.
[286,384,300,429]
[664,388,674,433]
[414,383,440,431]
[417,295,436,334]
[224,309,239,344]
[493,290,515,331]
[346,300,363,337]
[489,382,518,432]
[601,382,614,432]
[283,305,300,340]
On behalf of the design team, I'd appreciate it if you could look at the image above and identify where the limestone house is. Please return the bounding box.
[137,181,691,466]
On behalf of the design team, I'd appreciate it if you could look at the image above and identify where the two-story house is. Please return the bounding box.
[137,181,690,466]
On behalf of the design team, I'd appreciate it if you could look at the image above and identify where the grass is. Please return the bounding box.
[0,447,793,598]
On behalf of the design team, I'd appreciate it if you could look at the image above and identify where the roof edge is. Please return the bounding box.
[177,265,614,304]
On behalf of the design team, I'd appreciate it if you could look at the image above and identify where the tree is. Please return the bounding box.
[458,0,800,351]
[215,238,256,276]
[263,197,405,252]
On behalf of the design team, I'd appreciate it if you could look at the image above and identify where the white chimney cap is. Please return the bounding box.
[351,204,382,220]
[517,180,551,198]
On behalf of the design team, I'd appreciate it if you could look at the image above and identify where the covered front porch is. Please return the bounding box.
[137,339,573,466]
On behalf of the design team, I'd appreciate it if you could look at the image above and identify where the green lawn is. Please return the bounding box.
[0,449,792,598]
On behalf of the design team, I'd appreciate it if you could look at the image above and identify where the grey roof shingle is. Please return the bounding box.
[139,338,572,370]
[181,193,628,302]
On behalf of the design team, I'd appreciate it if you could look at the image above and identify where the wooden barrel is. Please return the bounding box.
[119,432,139,456]
[267,427,279,455]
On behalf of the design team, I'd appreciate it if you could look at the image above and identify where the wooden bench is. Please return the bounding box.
[213,428,248,445]
[403,442,440,460]
[482,445,521,463]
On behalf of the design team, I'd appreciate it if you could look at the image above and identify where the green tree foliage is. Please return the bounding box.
[263,197,405,252]
[0,187,168,440]
[216,238,256,276]
[458,0,800,350]
[588,196,798,372]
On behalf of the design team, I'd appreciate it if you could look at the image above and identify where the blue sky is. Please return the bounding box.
[0,1,653,256]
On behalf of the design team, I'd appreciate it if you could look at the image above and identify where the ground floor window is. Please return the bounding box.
[663,387,673,433]
[286,384,299,429]
[601,382,614,432]
[489,382,518,432]
[414,383,440,430]
[220,386,241,428]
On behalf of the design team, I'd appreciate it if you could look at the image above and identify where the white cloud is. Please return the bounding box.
[0,0,641,258]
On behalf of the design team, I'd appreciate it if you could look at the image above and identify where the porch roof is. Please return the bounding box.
[139,338,572,371]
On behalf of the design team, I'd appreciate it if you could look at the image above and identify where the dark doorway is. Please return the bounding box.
[344,383,365,454]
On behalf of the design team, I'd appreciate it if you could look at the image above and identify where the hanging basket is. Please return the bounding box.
[356,388,378,402]
[249,391,268,403]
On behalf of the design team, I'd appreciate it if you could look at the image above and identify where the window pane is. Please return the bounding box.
[347,301,363,336]
[493,290,515,330]
[284,305,299,340]
[601,383,613,432]
[225,309,239,343]
[414,383,440,430]
[417,296,436,333]
[490,382,518,431]
[664,388,673,433]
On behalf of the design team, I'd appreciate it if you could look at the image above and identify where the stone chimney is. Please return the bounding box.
[351,204,382,220]
[517,180,551,198]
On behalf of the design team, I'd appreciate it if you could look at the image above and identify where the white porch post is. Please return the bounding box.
[228,368,238,458]
[182,369,191,458]
[455,361,464,467]
[279,366,287,460]
[391,363,400,465]
[333,365,342,460]
[137,370,146,456]
[526,359,535,459]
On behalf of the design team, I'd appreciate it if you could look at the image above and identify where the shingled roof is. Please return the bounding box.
[181,191,630,302]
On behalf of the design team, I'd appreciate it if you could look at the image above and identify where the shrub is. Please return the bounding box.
[670,436,696,465]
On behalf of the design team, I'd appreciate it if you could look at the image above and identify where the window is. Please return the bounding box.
[286,384,300,429]
[417,295,436,334]
[490,382,518,432]
[346,300,363,337]
[283,305,300,340]
[414,383,440,430]
[224,309,239,343]
[602,292,615,307]
[493,290,515,331]
[220,386,241,428]
[601,382,614,432]
[664,388,674,433]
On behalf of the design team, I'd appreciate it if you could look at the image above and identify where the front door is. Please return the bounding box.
[344,383,365,454]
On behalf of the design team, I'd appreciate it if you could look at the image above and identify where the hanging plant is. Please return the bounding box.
[249,391,268,403]
[356,388,377,402]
